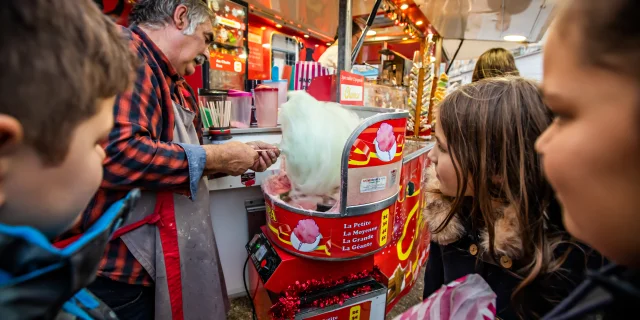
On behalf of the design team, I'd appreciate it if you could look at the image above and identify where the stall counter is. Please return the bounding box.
[206,127,282,297]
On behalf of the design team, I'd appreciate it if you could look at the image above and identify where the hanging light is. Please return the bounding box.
[400,4,409,10]
[304,34,310,38]
[402,37,408,41]
[275,23,282,28]
[416,20,424,26]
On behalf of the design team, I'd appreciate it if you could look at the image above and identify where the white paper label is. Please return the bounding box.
[390,169,398,185]
[360,176,387,193]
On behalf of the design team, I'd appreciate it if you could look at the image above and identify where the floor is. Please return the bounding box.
[227,268,425,320]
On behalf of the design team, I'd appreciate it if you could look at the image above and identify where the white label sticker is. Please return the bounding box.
[360,176,387,193]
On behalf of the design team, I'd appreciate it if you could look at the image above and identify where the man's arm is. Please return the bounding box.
[101,60,202,195]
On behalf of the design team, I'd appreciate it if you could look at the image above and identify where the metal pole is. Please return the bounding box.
[336,0,352,102]
[351,0,383,65]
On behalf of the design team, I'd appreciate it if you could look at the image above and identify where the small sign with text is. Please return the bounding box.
[339,71,364,106]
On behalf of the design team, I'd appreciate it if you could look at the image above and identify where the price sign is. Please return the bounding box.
[209,52,245,73]
[339,71,365,106]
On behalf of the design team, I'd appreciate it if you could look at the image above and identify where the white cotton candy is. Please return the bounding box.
[279,91,362,198]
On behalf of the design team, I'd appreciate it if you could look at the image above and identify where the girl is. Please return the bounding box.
[423,77,601,319]
[536,0,640,318]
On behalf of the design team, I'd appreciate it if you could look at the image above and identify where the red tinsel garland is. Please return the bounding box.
[270,267,384,319]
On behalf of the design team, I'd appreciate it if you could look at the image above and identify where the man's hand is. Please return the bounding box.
[203,142,259,176]
[246,141,280,172]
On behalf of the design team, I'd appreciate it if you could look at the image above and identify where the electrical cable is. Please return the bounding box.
[243,255,258,320]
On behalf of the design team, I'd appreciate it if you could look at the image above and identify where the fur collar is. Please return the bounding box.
[424,165,524,260]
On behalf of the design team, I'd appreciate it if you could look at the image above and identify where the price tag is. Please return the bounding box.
[339,71,364,106]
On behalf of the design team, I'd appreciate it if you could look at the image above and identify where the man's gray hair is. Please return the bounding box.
[130,0,214,35]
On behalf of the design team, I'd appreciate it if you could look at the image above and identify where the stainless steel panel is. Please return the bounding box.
[415,0,557,43]
[247,0,340,40]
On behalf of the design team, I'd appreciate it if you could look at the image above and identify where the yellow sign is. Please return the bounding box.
[350,305,361,320]
[379,209,389,246]
[215,16,241,29]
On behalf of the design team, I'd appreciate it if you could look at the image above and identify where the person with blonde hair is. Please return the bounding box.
[472,48,520,82]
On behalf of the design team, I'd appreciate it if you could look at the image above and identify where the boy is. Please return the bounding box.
[0,0,137,319]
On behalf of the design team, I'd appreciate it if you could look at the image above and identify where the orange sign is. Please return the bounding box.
[248,26,265,77]
[209,52,245,73]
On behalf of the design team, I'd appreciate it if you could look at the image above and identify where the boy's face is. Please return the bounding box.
[0,98,114,239]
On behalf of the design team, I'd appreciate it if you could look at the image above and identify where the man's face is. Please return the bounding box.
[0,98,114,239]
[176,20,214,76]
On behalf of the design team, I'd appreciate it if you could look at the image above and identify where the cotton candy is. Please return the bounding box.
[279,91,361,198]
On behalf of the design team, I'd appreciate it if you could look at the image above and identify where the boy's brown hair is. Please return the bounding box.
[0,0,136,164]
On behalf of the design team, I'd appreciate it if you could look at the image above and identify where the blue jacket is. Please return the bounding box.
[0,190,139,320]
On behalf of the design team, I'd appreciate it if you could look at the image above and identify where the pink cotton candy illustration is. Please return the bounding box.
[376,123,395,152]
[293,219,321,244]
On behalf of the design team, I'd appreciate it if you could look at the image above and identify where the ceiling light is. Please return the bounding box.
[304,34,309,38]
[416,20,423,26]
[262,43,271,48]
[366,30,377,36]
[402,37,408,40]
[260,26,266,30]
[503,35,527,42]
[275,23,282,28]
[400,4,409,10]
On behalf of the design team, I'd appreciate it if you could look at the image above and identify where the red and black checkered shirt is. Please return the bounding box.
[59,26,204,286]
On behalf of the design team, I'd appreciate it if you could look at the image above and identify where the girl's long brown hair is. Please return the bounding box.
[434,77,568,312]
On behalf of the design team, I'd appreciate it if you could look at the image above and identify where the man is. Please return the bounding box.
[59,0,279,319]
[317,20,363,69]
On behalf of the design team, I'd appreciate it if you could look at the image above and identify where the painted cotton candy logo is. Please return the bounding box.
[374,122,397,162]
[291,219,322,252]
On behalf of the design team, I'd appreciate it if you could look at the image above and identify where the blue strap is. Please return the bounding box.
[75,289,100,309]
[62,299,93,320]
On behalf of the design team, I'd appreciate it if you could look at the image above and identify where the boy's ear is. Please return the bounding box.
[0,115,23,155]
[0,115,23,207]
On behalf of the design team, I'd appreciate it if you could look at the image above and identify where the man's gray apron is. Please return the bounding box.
[119,102,229,319]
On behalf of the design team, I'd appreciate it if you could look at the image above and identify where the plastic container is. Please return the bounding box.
[262,80,288,112]
[254,87,279,127]
[197,89,228,129]
[228,90,252,128]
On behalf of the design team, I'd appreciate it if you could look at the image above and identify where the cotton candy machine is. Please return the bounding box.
[247,105,411,320]
[263,106,407,261]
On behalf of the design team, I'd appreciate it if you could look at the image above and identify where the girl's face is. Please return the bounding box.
[428,115,472,197]
[536,27,640,266]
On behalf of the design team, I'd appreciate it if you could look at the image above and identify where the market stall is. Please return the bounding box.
[194,1,439,319]
[91,0,560,319]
